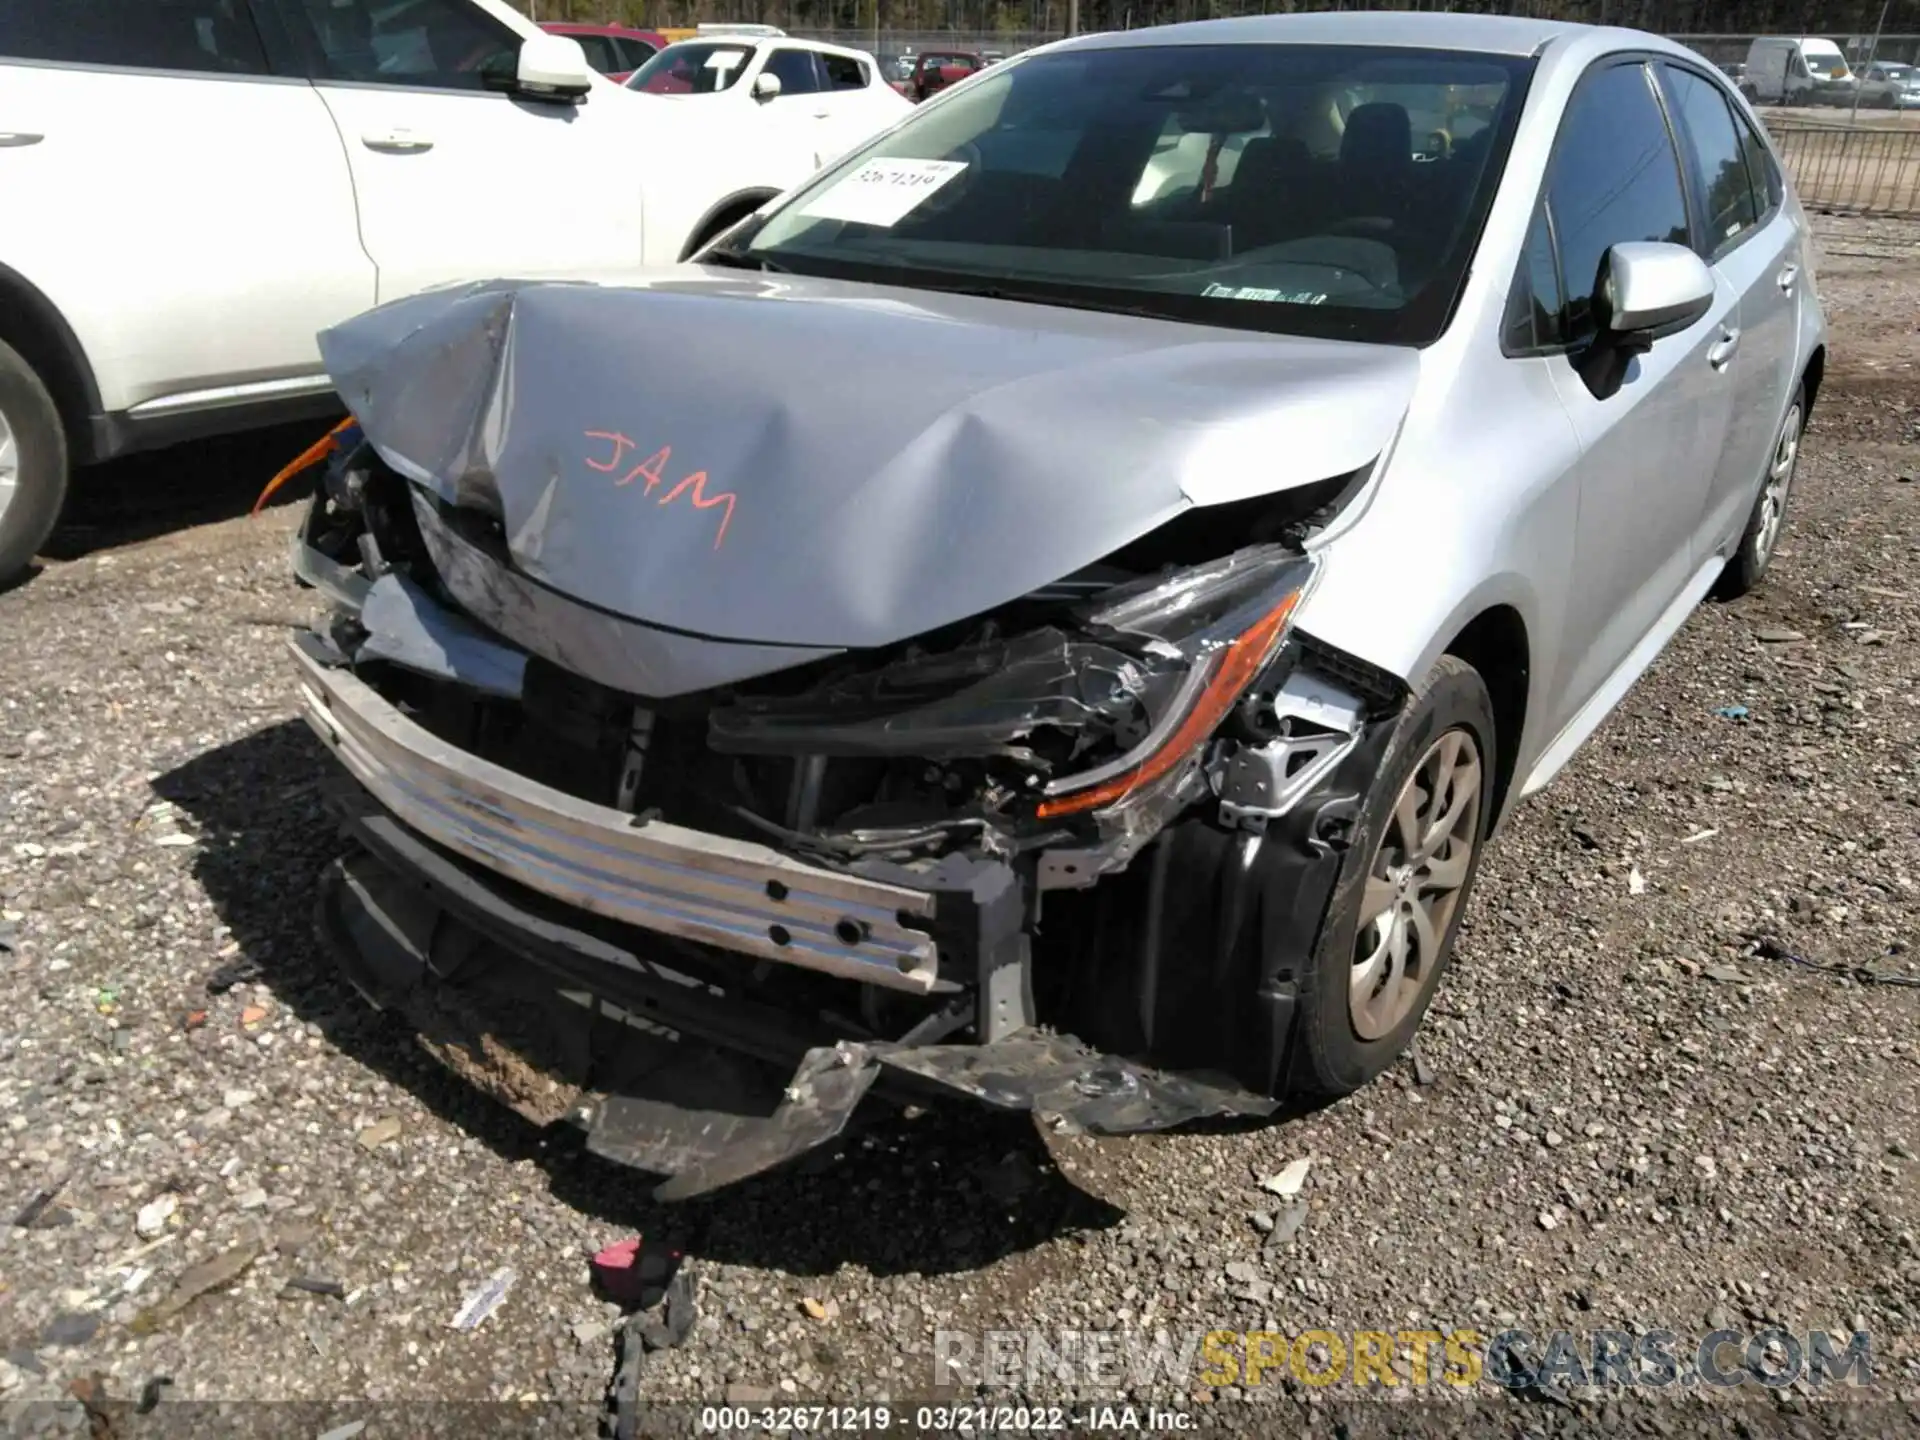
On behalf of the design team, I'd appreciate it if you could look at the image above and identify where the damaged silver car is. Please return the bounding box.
[284,14,1825,1198]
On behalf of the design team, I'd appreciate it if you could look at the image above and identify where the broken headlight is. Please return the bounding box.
[1033,545,1317,819]
[708,545,1318,827]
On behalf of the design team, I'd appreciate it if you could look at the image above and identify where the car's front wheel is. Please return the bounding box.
[0,338,68,585]
[1714,383,1804,600]
[1289,654,1495,1096]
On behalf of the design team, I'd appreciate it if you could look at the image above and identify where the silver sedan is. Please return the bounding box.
[289,12,1825,1195]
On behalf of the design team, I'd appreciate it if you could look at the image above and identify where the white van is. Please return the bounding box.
[1742,36,1856,106]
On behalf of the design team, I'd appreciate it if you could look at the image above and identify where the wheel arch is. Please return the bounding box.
[1801,343,1825,419]
[1441,604,1531,832]
[0,262,104,465]
[677,189,781,262]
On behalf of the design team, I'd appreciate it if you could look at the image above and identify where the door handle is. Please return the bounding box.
[811,110,832,119]
[1776,263,1799,293]
[362,131,434,154]
[0,132,45,148]
[1708,327,1741,369]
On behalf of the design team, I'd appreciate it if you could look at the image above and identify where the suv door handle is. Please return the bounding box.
[1708,327,1741,369]
[362,131,434,154]
[0,132,45,147]
[1776,263,1799,293]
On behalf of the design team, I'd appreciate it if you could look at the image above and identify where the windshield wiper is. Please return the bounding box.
[699,247,789,274]
[901,278,1182,324]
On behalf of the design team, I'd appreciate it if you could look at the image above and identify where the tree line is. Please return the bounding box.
[505,0,1911,42]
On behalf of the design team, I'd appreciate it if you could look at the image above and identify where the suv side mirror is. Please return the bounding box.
[510,33,594,103]
[752,71,782,101]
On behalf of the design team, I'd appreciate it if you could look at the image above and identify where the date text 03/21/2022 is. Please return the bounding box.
[697,1404,1195,1432]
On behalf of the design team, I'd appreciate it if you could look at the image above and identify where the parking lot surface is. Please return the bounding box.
[0,216,1915,1431]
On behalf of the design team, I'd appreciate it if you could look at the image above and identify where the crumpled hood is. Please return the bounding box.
[319,271,1419,651]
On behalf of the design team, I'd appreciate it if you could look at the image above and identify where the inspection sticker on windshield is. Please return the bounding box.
[801,158,968,227]
[1202,283,1329,304]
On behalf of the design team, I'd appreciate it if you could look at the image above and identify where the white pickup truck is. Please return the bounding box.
[0,0,888,581]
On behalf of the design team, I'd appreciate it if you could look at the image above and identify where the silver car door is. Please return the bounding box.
[1657,62,1802,553]
[1534,59,1737,738]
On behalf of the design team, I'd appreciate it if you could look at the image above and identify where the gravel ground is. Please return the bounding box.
[1,216,1916,1436]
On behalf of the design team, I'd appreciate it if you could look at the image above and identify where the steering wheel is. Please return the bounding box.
[1326,215,1396,239]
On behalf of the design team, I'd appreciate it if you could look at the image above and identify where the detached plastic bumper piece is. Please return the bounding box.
[315,830,1274,1202]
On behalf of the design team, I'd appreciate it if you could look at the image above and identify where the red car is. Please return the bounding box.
[539,22,667,85]
[891,50,985,102]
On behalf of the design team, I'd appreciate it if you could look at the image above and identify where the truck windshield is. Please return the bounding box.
[724,43,1532,346]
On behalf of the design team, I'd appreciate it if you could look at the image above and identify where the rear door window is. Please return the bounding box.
[1733,108,1783,212]
[571,34,622,76]
[613,37,656,70]
[819,52,868,91]
[1660,65,1762,255]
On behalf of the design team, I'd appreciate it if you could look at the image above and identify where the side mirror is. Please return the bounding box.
[512,33,594,103]
[1579,240,1714,399]
[1598,241,1714,348]
[752,71,782,101]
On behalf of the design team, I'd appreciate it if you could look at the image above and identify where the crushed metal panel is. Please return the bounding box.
[316,273,1416,652]
[409,490,841,698]
[876,1030,1278,1133]
[634,1043,884,1202]
[357,571,529,699]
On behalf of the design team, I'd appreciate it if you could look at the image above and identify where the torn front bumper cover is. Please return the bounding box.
[296,636,1276,1200]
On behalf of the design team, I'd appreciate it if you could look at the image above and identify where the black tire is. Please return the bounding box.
[1289,654,1496,1097]
[680,202,763,262]
[0,338,68,584]
[1713,382,1805,601]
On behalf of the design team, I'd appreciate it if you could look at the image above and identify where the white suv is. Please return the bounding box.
[625,33,910,169]
[0,0,874,581]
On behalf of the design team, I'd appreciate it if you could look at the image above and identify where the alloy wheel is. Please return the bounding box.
[1753,401,1802,568]
[1350,727,1483,1041]
[0,401,17,532]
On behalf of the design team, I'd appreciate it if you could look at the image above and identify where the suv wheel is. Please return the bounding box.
[1714,383,1804,600]
[0,338,68,583]
[1289,655,1495,1096]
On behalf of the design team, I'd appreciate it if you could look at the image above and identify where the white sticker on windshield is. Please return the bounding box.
[1203,283,1329,305]
[704,51,744,71]
[800,158,969,228]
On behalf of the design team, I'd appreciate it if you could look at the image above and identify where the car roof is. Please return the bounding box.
[541,22,660,38]
[1061,12,1580,58]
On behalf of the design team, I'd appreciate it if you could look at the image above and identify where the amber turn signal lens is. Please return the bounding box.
[1034,588,1304,820]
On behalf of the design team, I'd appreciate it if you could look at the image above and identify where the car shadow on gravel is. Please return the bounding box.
[41,420,330,564]
[156,720,1126,1279]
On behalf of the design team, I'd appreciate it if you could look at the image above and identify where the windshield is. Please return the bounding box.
[729,43,1531,345]
[1804,51,1848,78]
[1880,63,1914,79]
[628,41,752,93]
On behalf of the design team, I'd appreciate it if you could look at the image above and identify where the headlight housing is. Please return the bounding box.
[707,545,1318,830]
[1036,548,1317,819]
